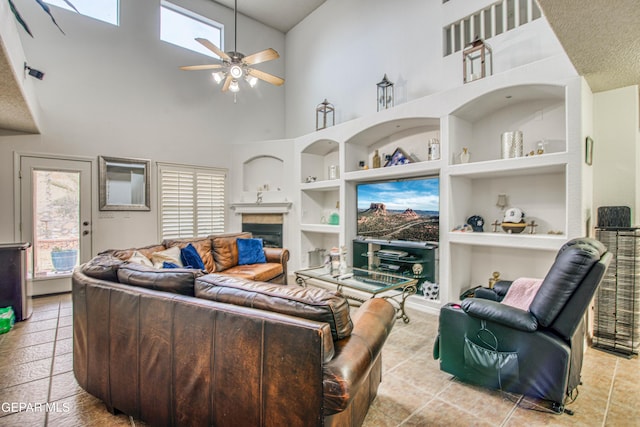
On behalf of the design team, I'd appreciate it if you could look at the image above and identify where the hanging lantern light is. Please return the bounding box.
[463,38,493,83]
[316,99,335,131]
[376,74,394,111]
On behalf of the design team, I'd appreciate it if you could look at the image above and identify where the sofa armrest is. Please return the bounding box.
[461,298,538,332]
[323,298,395,414]
[264,247,289,269]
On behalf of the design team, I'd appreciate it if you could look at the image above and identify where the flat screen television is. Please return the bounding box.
[356,176,439,243]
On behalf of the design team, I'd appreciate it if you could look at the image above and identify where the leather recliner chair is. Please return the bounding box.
[433,238,612,413]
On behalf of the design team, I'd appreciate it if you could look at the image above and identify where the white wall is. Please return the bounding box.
[593,85,639,226]
[284,0,569,138]
[0,0,286,251]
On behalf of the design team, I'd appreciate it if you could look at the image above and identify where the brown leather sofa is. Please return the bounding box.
[73,255,396,427]
[103,231,289,284]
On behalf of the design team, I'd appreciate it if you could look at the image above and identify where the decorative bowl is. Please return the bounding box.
[501,221,526,234]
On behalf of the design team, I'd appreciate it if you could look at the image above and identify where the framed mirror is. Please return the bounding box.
[99,156,150,211]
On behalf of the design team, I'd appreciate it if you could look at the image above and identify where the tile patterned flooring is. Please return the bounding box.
[0,293,638,426]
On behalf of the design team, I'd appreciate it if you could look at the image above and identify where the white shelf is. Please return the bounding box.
[344,160,442,182]
[448,152,569,178]
[300,180,340,191]
[300,224,341,234]
[448,231,567,251]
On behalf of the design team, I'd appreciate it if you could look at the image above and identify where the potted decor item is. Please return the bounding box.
[51,246,78,272]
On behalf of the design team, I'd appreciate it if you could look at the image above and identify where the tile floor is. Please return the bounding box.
[0,293,638,426]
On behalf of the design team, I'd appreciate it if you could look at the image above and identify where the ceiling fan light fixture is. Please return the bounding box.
[229,80,240,92]
[230,65,243,79]
[246,75,258,88]
[212,71,225,84]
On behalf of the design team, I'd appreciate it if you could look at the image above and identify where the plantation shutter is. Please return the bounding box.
[158,163,227,239]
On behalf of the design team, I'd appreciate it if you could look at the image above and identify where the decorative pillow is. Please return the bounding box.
[128,251,153,267]
[163,261,180,269]
[237,238,266,265]
[181,243,206,270]
[163,237,215,273]
[117,263,204,296]
[151,246,183,269]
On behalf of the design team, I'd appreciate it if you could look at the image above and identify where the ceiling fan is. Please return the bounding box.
[179,0,284,93]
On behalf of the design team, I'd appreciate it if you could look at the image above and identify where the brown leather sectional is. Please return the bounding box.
[103,231,290,284]
[73,250,396,426]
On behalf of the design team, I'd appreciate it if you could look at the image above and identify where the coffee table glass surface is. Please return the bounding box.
[295,266,417,323]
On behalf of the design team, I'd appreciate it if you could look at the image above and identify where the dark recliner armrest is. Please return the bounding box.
[472,280,512,301]
[461,298,538,332]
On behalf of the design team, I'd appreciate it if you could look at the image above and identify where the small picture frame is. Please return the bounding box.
[384,148,411,167]
[585,136,593,166]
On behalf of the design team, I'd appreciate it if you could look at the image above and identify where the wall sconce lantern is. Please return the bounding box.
[376,74,394,111]
[463,38,493,83]
[316,99,335,131]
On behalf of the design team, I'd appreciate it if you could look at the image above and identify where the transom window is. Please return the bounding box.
[45,0,119,26]
[160,1,224,58]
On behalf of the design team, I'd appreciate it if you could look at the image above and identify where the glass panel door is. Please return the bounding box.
[20,156,92,295]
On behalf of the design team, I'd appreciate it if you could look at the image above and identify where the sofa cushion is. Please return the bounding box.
[117,263,204,296]
[211,232,252,271]
[105,244,167,262]
[195,274,353,341]
[81,254,125,282]
[220,263,284,282]
[163,236,215,273]
[237,238,266,265]
[151,246,183,269]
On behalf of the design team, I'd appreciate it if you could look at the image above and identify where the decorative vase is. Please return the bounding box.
[460,147,470,163]
[372,150,381,168]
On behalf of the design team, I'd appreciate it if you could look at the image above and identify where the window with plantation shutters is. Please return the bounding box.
[158,163,226,239]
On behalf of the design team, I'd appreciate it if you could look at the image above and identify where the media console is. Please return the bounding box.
[352,238,438,298]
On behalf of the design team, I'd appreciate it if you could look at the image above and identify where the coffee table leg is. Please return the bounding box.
[382,284,417,324]
[295,275,307,287]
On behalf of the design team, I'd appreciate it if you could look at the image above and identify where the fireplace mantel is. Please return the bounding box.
[230,202,292,214]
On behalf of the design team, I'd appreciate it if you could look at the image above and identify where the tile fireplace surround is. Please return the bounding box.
[0,292,638,426]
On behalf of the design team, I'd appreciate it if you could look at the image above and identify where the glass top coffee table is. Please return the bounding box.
[295,266,417,323]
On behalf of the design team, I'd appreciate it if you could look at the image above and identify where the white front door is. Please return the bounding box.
[19,155,92,295]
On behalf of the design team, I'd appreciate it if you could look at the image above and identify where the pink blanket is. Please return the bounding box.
[501,277,543,311]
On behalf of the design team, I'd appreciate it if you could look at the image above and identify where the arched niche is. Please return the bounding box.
[243,155,284,192]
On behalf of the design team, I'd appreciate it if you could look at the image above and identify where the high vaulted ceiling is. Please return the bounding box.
[1,0,639,134]
[212,0,326,33]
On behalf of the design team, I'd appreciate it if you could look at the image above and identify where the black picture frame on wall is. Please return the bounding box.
[585,136,594,166]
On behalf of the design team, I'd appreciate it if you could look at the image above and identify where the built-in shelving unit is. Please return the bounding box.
[293,60,588,314]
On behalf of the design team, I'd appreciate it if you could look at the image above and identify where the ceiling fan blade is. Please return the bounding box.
[221,75,233,92]
[179,64,224,71]
[247,68,285,86]
[243,48,279,66]
[195,37,231,62]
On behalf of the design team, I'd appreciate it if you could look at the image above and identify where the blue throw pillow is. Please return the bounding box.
[180,243,206,270]
[162,261,180,269]
[237,238,266,265]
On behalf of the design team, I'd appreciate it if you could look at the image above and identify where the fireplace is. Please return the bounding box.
[242,214,283,248]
